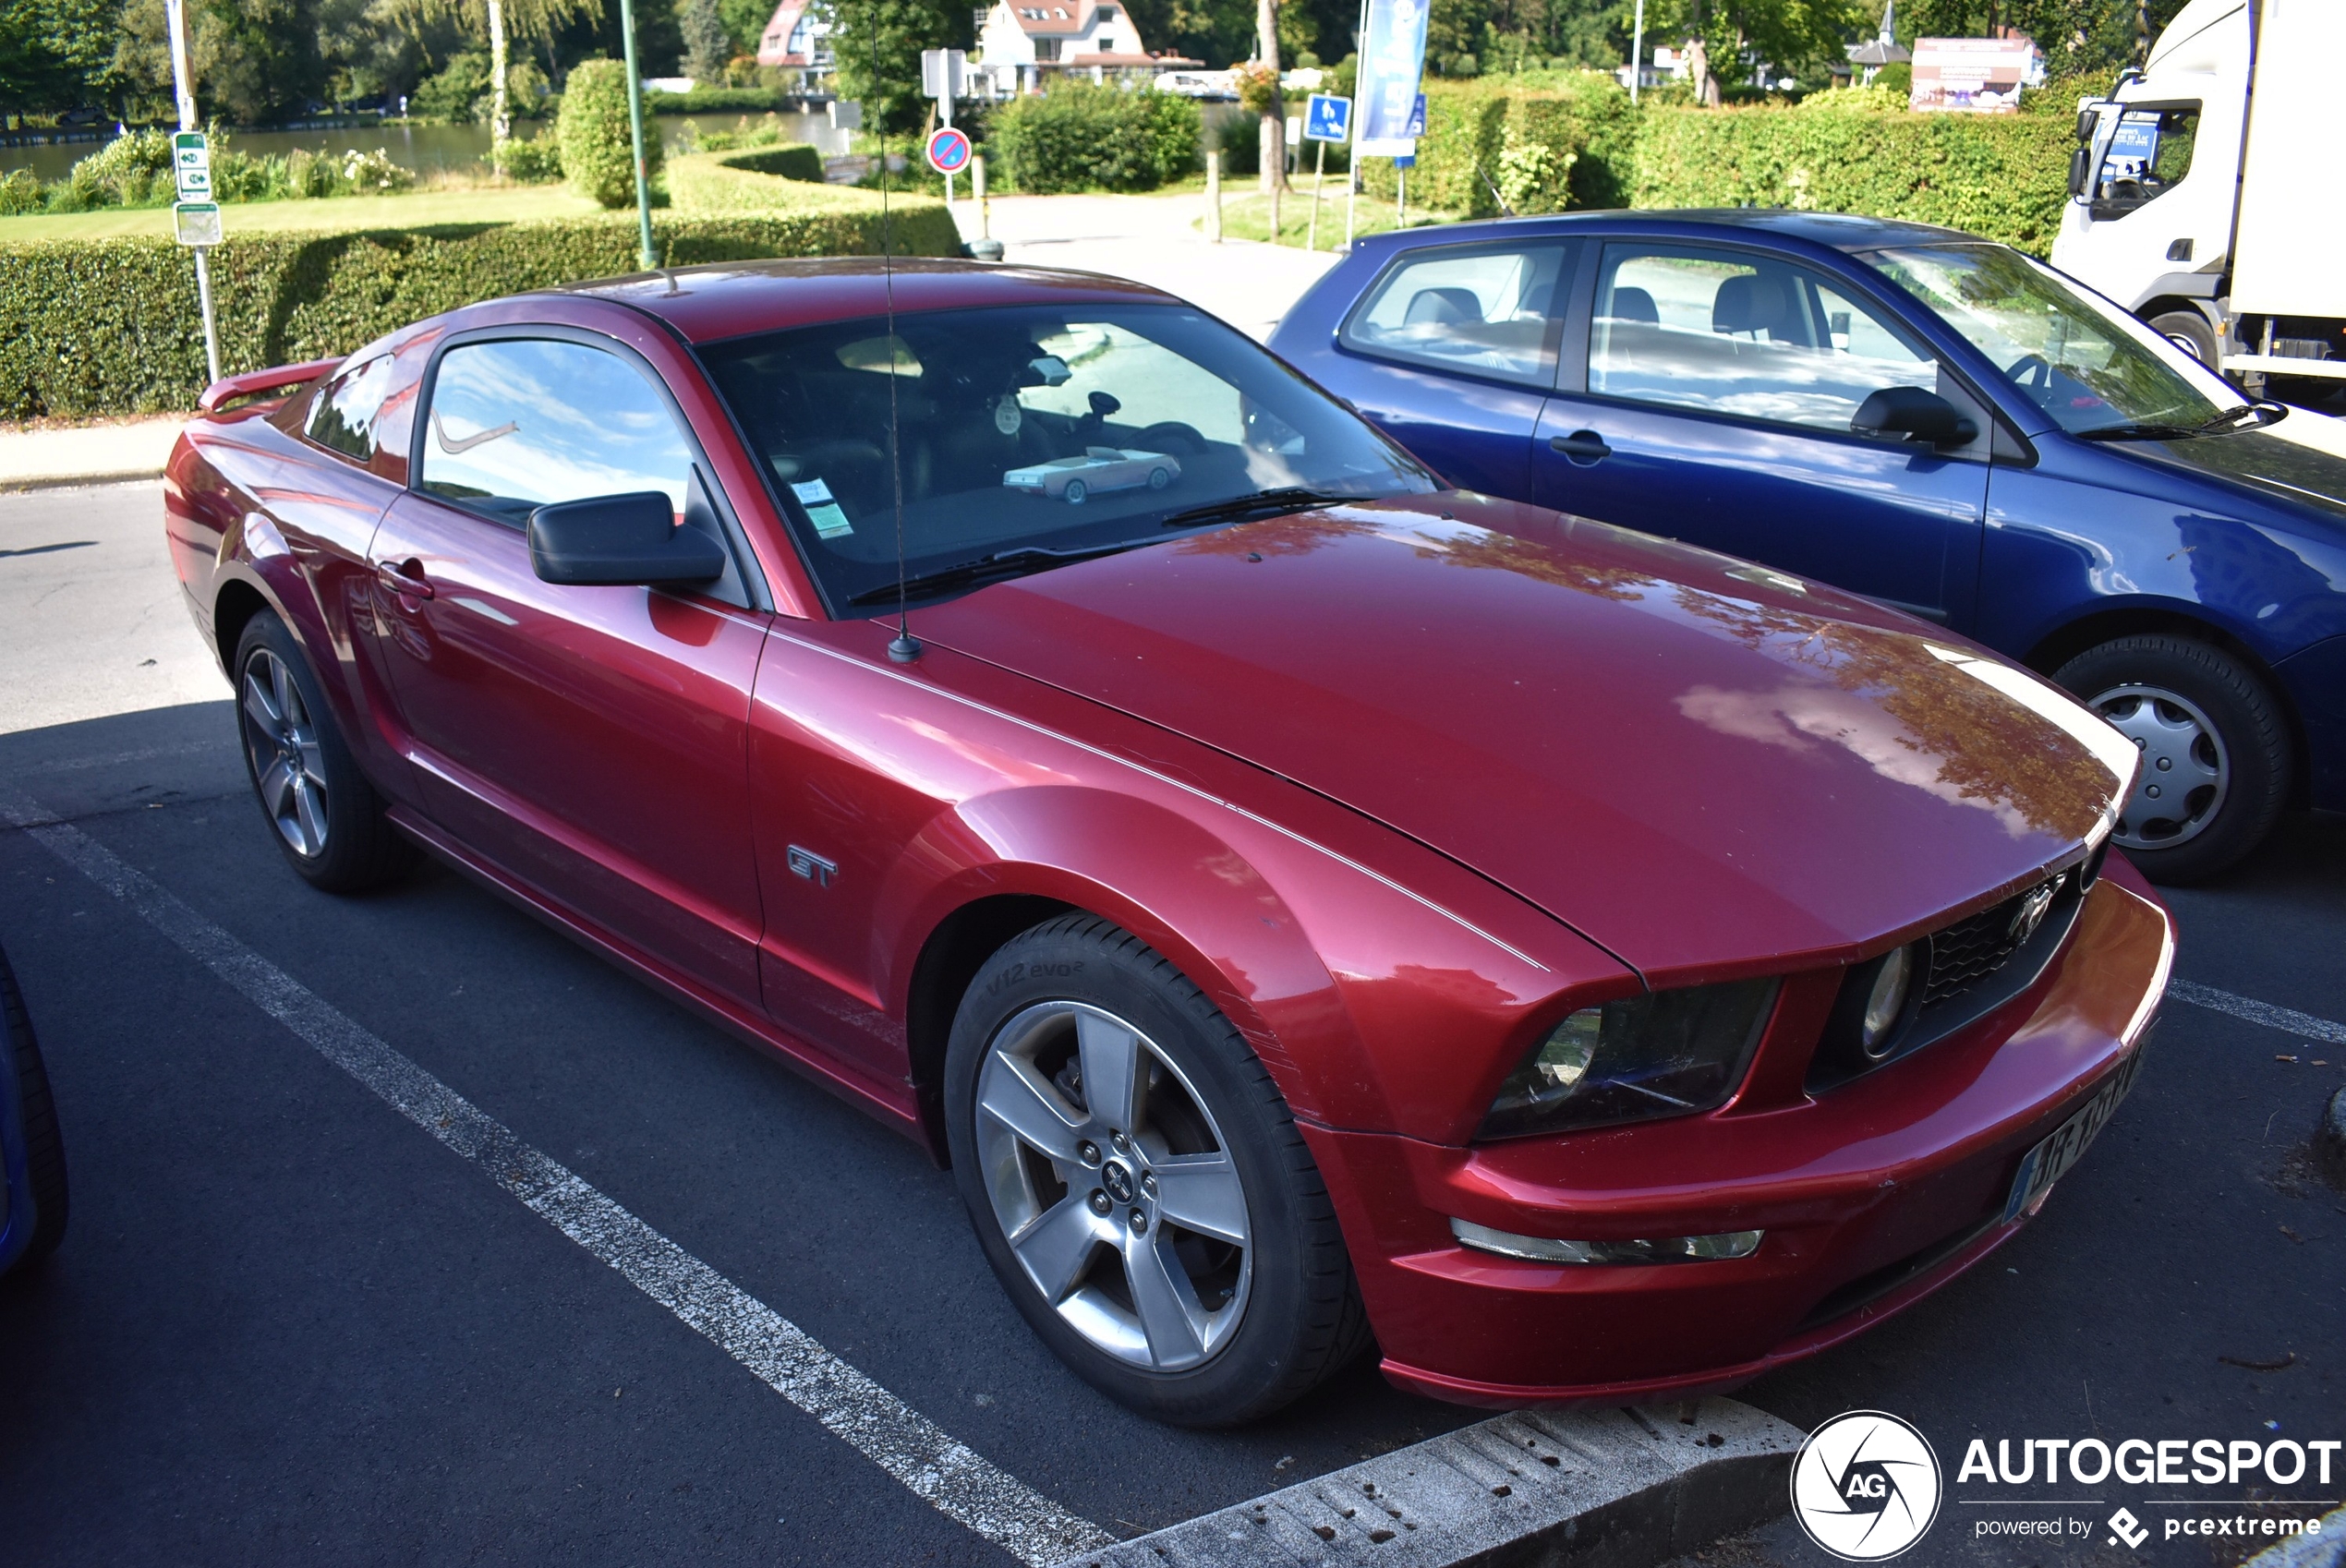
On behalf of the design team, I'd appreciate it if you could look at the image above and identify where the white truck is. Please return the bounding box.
[2052,0,2345,391]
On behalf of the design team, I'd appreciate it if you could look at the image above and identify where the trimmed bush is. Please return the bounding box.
[644,85,790,115]
[1358,74,1636,217]
[493,135,564,184]
[719,144,825,183]
[663,151,958,249]
[1631,101,2075,254]
[560,58,661,210]
[0,208,961,420]
[986,84,1201,193]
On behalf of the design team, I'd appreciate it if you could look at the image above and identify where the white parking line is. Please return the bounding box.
[0,787,1112,1567]
[2169,979,2346,1047]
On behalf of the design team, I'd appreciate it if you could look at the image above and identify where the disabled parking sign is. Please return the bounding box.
[925,126,972,176]
[1303,93,1351,143]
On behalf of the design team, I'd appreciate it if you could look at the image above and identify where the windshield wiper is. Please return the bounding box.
[845,537,1157,606]
[1155,486,1366,529]
[2077,401,2290,443]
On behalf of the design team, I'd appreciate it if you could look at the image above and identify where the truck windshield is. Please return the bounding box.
[699,302,1436,609]
[1868,243,2243,436]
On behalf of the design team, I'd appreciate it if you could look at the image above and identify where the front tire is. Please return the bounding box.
[2149,309,2218,367]
[234,611,413,893]
[2055,634,2291,885]
[944,915,1369,1426]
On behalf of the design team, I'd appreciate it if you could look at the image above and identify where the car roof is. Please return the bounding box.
[1371,209,1977,254]
[550,257,1181,344]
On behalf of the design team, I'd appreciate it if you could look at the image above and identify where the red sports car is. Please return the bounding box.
[164,259,2171,1428]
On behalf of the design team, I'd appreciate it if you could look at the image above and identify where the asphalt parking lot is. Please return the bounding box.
[2,482,2341,1566]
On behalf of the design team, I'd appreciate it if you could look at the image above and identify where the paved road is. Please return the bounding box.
[1,482,2340,1565]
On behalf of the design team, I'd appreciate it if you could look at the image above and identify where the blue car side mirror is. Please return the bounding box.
[1851,387,1979,451]
[528,491,729,587]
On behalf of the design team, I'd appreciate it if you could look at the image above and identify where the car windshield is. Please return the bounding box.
[700,302,1436,608]
[1866,243,2245,435]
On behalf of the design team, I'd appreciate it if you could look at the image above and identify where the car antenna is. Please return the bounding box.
[871,10,921,666]
[1475,163,1516,218]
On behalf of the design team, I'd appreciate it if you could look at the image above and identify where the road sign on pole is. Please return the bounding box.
[1303,93,1351,142]
[921,49,968,203]
[162,0,221,386]
[925,126,972,176]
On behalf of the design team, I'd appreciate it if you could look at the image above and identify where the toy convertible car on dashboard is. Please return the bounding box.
[1004,446,1182,503]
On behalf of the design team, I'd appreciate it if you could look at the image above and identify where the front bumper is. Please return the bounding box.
[1303,867,2174,1407]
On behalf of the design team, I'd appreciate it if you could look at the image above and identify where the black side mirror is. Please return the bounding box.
[528,490,728,586]
[2067,144,2093,199]
[1851,387,1978,450]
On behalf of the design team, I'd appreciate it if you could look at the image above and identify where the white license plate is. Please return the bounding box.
[2001,1044,2146,1224]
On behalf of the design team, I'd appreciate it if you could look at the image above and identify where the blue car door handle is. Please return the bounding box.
[1549,430,1612,464]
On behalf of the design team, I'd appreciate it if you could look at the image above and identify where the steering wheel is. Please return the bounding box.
[2005,353,2053,392]
[1134,420,1207,455]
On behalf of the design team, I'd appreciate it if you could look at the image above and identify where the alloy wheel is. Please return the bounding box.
[972,1001,1252,1372]
[240,647,331,859]
[2090,682,2228,850]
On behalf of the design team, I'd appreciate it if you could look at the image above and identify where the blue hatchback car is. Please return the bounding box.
[1271,211,2346,883]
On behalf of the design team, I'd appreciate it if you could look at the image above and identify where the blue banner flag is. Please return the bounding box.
[1356,0,1429,157]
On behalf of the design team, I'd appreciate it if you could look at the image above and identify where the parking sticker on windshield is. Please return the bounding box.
[791,477,854,538]
[994,396,1022,435]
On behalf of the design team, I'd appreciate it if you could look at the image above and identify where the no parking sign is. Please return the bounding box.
[925,127,972,176]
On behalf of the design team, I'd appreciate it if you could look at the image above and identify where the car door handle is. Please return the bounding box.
[1549,430,1612,464]
[374,558,434,598]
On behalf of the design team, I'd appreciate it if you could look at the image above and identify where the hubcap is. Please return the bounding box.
[973,1001,1252,1371]
[239,648,330,859]
[2089,683,2228,850]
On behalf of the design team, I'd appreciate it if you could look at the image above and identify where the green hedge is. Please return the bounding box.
[1359,73,1637,217]
[986,84,1201,193]
[561,58,659,210]
[662,151,958,247]
[716,144,825,183]
[0,209,961,419]
[1630,95,2075,255]
[645,86,790,115]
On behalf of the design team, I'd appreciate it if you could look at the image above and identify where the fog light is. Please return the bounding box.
[1450,1217,1763,1265]
[1860,944,1915,1058]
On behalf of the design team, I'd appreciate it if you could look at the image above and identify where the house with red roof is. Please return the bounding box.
[973,0,1196,94]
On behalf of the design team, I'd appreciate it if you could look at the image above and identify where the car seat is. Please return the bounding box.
[1403,287,1485,327]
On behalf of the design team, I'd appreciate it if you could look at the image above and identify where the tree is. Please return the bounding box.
[1252,0,1286,190]
[681,0,732,80]
[0,0,119,122]
[379,0,591,146]
[832,0,966,134]
[1898,0,2189,78]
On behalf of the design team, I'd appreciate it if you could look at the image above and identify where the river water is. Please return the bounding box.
[1,112,851,183]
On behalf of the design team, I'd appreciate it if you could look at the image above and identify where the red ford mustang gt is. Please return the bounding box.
[164,259,2171,1427]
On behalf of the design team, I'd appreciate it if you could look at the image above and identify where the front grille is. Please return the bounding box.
[1920,881,2054,1007]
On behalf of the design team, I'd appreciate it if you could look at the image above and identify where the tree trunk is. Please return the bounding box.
[1257,0,1286,192]
[489,0,511,149]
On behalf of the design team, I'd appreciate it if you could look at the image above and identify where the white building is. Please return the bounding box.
[973,0,1194,95]
[756,0,834,88]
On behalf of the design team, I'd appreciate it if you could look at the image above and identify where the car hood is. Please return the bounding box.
[2106,412,2346,522]
[913,497,2134,983]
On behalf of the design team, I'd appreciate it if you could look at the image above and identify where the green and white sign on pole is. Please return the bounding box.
[163,0,223,384]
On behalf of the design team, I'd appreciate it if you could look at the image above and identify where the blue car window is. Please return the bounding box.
[1589,245,1942,433]
[418,339,695,525]
[1339,242,1572,387]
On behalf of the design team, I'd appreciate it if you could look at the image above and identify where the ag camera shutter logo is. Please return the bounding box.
[1792,1411,1944,1560]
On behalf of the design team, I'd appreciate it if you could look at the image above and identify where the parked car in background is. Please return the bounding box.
[165,259,2170,1425]
[1273,211,2346,884]
[1,940,68,1278]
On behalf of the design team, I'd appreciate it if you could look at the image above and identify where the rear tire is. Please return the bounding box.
[2054,634,2290,885]
[0,941,67,1272]
[944,915,1370,1426]
[234,611,414,893]
[2149,309,2218,368]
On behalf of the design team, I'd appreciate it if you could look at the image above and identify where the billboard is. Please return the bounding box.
[1910,35,2042,114]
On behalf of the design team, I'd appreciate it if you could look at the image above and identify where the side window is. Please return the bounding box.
[306,354,398,463]
[2093,104,2199,217]
[1589,245,1942,433]
[1340,242,1572,386]
[417,339,695,523]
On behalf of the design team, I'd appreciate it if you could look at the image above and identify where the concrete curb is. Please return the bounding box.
[1046,1398,1803,1568]
[2243,1505,2344,1568]
[2316,1088,2346,1190]
[0,470,164,495]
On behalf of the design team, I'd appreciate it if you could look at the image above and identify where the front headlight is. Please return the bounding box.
[1481,978,1780,1140]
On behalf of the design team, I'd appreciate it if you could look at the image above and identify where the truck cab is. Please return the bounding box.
[2053,0,2346,391]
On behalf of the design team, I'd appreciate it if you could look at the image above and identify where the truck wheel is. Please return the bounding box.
[2054,634,2291,886]
[2149,310,2218,367]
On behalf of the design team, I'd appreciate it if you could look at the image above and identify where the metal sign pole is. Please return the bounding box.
[1630,0,1645,104]
[164,0,221,385]
[1309,138,1324,250]
[616,0,659,271]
